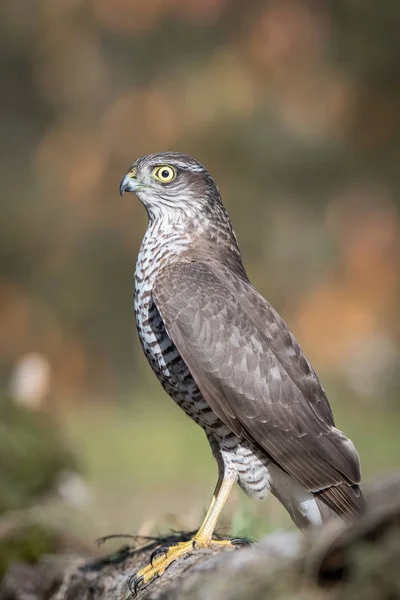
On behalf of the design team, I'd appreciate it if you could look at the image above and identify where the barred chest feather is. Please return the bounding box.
[133,220,219,428]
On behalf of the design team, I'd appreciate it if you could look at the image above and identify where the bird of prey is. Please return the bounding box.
[119,152,363,590]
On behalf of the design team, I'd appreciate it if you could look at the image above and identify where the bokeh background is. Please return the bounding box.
[1,0,400,558]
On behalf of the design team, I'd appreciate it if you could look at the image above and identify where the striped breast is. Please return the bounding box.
[134,220,220,429]
[133,219,272,500]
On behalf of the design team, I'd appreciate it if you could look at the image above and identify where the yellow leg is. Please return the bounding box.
[128,476,236,596]
[195,476,234,543]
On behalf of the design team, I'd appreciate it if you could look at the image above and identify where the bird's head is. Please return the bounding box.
[119,152,222,221]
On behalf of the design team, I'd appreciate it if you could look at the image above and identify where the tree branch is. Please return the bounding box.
[1,472,400,600]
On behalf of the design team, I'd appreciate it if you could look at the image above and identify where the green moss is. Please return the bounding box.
[0,523,58,579]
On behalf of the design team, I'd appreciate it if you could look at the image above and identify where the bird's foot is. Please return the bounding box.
[128,535,244,596]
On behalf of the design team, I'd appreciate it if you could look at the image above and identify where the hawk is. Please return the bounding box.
[119,152,363,590]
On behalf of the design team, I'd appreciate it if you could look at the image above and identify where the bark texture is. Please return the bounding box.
[1,472,399,600]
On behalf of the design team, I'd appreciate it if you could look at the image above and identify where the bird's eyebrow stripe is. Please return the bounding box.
[178,163,204,172]
[148,161,205,173]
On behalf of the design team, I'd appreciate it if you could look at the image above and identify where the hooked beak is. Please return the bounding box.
[119,173,143,196]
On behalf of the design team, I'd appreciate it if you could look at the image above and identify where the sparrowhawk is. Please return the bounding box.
[119,152,363,592]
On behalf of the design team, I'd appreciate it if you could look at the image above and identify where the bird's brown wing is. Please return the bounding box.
[153,260,362,515]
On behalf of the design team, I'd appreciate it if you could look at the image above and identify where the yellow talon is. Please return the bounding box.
[126,477,238,597]
[129,537,236,596]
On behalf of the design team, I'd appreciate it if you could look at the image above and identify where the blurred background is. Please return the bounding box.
[1,0,400,565]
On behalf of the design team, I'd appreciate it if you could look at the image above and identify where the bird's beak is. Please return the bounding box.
[119,173,142,196]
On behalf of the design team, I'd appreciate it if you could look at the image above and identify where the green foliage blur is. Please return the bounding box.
[0,396,78,514]
[0,0,399,547]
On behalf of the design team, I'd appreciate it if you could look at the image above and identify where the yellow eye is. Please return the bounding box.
[153,165,176,183]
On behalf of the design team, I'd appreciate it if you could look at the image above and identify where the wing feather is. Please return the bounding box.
[153,260,363,515]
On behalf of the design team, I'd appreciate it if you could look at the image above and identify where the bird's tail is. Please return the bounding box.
[315,483,365,522]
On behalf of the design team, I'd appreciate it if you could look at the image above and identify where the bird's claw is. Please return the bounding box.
[230,537,252,547]
[127,542,184,597]
[126,535,240,596]
[128,573,145,597]
[150,545,169,566]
